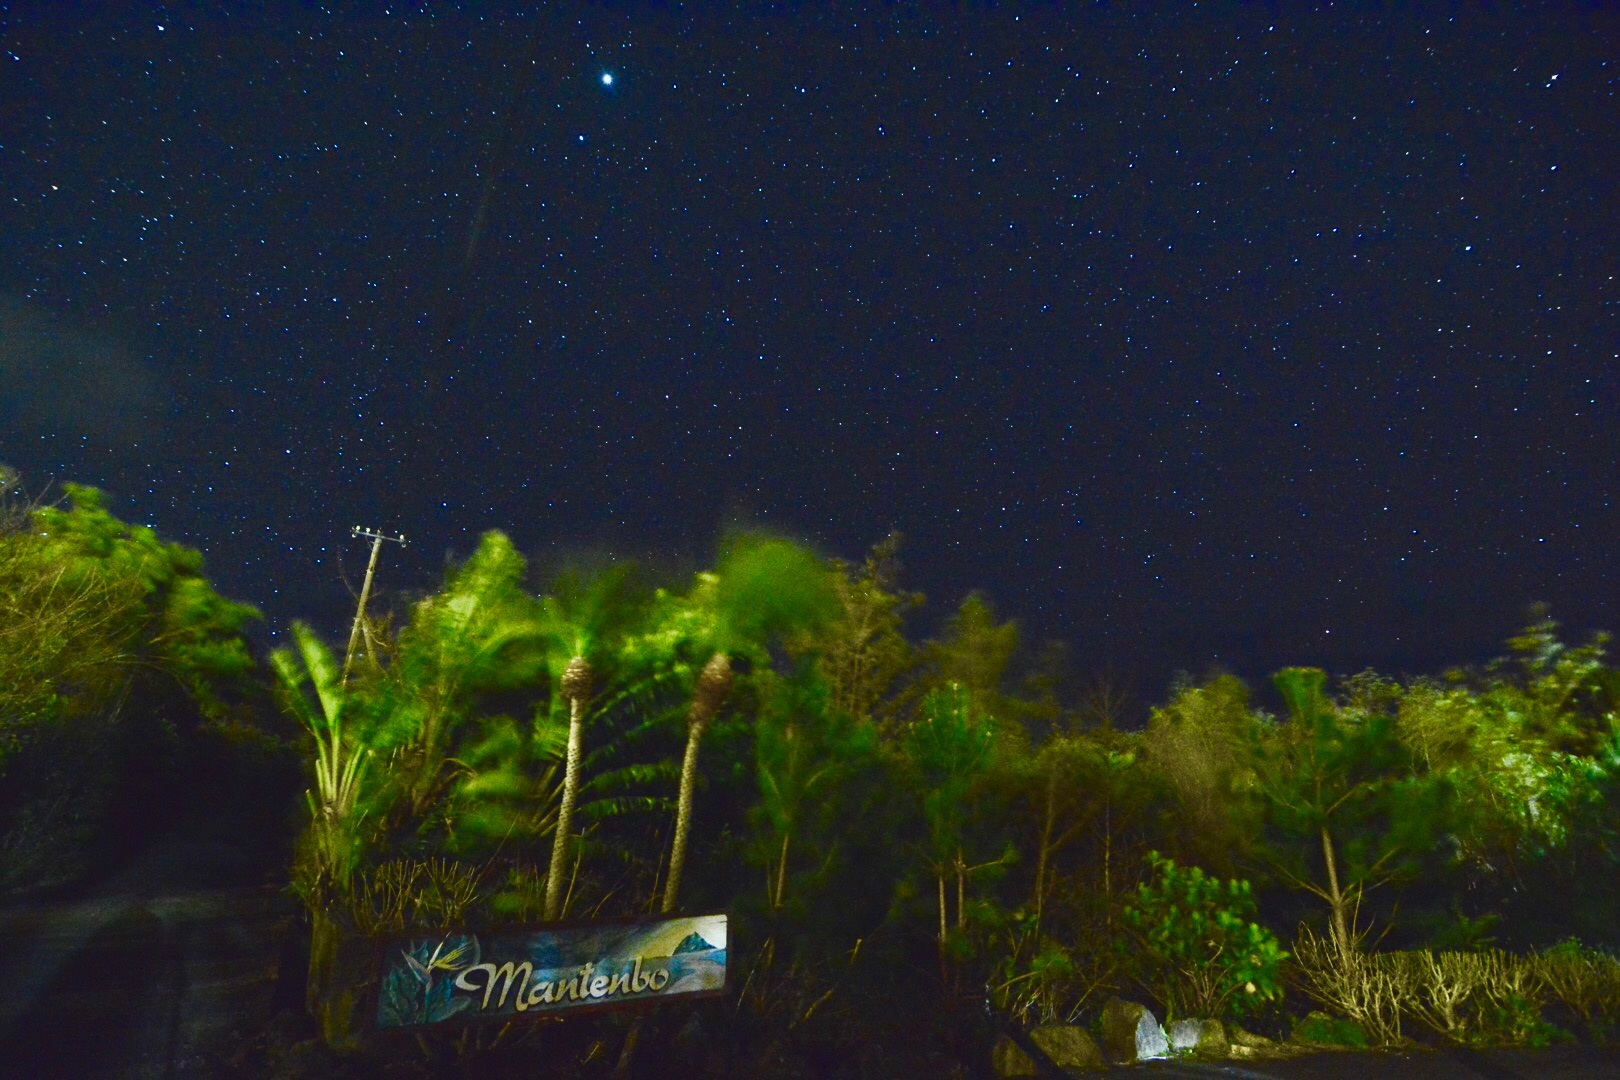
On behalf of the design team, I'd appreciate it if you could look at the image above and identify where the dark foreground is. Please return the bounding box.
[2,855,1617,1078]
[1126,1046,1620,1079]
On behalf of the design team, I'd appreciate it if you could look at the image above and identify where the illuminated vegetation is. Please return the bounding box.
[4,473,1620,1070]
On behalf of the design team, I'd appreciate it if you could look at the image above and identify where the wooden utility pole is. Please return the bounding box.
[342,526,406,687]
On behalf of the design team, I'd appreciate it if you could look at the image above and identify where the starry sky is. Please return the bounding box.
[3,5,1616,696]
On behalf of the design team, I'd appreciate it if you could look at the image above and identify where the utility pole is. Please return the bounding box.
[343,526,407,688]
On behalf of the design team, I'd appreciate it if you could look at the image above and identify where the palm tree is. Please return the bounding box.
[660,534,837,914]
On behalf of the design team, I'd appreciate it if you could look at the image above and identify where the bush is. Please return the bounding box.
[1118,852,1288,1021]
[1536,941,1620,1042]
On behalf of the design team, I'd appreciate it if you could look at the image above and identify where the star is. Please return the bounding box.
[601,72,614,86]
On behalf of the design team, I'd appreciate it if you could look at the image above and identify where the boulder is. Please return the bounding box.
[1099,998,1169,1064]
[1166,1017,1226,1056]
[1229,1024,1276,1050]
[991,1035,1038,1078]
[992,1026,1104,1076]
[1031,1025,1104,1070]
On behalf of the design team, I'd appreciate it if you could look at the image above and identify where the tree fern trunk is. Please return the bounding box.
[662,715,708,913]
[544,694,585,920]
[662,653,731,914]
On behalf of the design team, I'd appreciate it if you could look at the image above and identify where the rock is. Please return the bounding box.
[1031,1025,1104,1070]
[991,1035,1038,1078]
[992,1026,1104,1076]
[1229,1024,1276,1049]
[1099,998,1170,1064]
[1166,1017,1226,1056]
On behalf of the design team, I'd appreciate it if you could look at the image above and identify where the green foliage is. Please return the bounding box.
[751,666,877,912]
[711,531,840,657]
[35,485,259,710]
[1293,1011,1370,1049]
[368,530,549,817]
[789,533,920,728]
[273,622,372,907]
[1499,604,1615,756]
[915,593,1022,722]
[1142,675,1264,874]
[440,713,564,853]
[1535,941,1620,1040]
[1258,668,1455,954]
[0,483,259,765]
[905,685,999,864]
[989,924,1081,1025]
[1118,852,1287,1021]
[26,482,1610,1065]
[0,480,267,891]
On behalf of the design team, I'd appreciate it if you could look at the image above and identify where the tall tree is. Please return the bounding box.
[790,533,921,728]
[659,533,838,914]
[911,592,1022,725]
[1257,668,1452,961]
[903,684,1008,973]
[1141,675,1265,876]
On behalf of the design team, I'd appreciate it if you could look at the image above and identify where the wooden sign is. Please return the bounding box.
[374,912,728,1029]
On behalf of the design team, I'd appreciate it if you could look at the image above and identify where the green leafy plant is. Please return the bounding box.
[364,530,549,822]
[0,481,265,890]
[987,909,1092,1026]
[272,622,371,908]
[1118,851,1287,1021]
[536,564,654,920]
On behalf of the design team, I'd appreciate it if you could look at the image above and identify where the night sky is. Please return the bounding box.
[4,6,1616,697]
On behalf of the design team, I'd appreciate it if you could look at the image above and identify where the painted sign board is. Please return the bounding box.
[374,912,728,1029]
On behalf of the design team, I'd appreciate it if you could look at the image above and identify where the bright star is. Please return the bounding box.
[601,72,614,86]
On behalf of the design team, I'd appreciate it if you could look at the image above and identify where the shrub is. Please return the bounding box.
[1290,927,1407,1045]
[1292,936,1584,1048]
[1118,852,1288,1021]
[1536,941,1620,1041]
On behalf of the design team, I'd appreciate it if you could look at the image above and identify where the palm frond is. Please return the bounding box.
[577,794,674,821]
